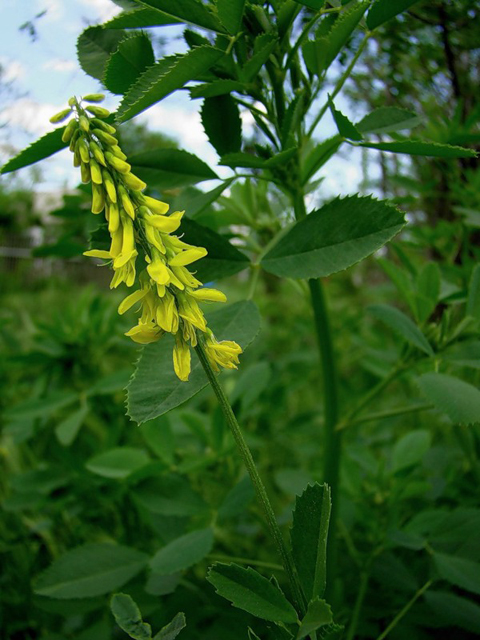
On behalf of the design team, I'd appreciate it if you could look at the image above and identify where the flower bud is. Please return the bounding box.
[91,182,105,214]
[92,128,118,146]
[102,169,117,202]
[79,115,90,132]
[77,137,90,163]
[110,145,128,161]
[90,157,103,184]
[92,118,117,135]
[69,128,80,152]
[122,172,146,191]
[68,97,76,107]
[105,151,131,174]
[50,108,72,124]
[118,184,135,219]
[86,105,110,118]
[168,247,207,267]
[143,195,169,215]
[107,201,120,233]
[89,140,107,166]
[80,161,91,184]
[61,118,79,143]
[83,93,105,103]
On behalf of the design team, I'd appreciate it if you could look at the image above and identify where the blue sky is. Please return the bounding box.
[0,0,367,198]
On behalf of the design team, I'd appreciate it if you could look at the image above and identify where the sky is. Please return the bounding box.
[0,0,368,199]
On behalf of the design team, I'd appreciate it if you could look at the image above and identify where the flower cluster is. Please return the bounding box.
[51,95,242,381]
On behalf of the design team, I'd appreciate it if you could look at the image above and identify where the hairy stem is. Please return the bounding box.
[195,340,306,615]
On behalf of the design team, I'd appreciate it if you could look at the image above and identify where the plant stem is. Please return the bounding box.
[194,340,306,615]
[345,402,434,428]
[376,580,433,640]
[208,554,284,572]
[346,570,370,640]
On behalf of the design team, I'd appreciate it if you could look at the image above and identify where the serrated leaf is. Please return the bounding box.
[128,148,218,189]
[367,0,421,30]
[150,528,214,575]
[34,544,148,599]
[281,93,306,149]
[302,38,328,77]
[206,563,298,623]
[297,598,333,640]
[356,107,420,135]
[368,303,434,355]
[178,218,250,282]
[467,264,480,320]
[319,1,370,75]
[118,46,225,122]
[291,483,331,602]
[220,148,296,169]
[217,0,246,34]
[328,97,363,141]
[104,33,155,94]
[201,95,242,156]
[86,447,150,479]
[417,373,480,425]
[102,7,181,29]
[55,404,89,446]
[240,35,278,83]
[434,553,480,596]
[77,26,126,81]
[301,135,343,184]
[190,79,247,99]
[137,0,224,32]
[110,593,152,640]
[1,127,68,174]
[392,430,431,473]
[359,139,477,158]
[127,301,261,423]
[261,195,405,279]
[153,612,186,640]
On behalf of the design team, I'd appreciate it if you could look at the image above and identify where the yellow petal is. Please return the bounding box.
[118,288,148,315]
[190,287,227,303]
[144,195,169,215]
[168,247,207,267]
[83,249,111,259]
[173,335,191,381]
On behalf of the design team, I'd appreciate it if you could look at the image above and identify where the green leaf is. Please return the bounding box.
[77,26,126,81]
[367,0,421,30]
[443,341,480,369]
[128,148,218,189]
[55,404,89,447]
[127,301,261,423]
[201,95,242,156]
[415,262,440,323]
[220,148,296,169]
[359,139,477,158]
[206,563,298,623]
[467,263,480,320]
[297,598,333,639]
[417,373,480,425]
[425,591,480,635]
[328,97,363,141]
[178,218,250,281]
[301,135,343,184]
[86,447,150,479]
[368,304,434,356]
[140,416,175,464]
[5,391,78,421]
[150,528,214,575]
[356,107,421,135]
[240,35,278,83]
[291,483,331,602]
[110,593,152,640]
[102,7,181,29]
[218,476,254,521]
[34,544,148,599]
[217,0,246,34]
[392,430,431,473]
[153,612,186,640]
[319,1,370,75]
[118,46,225,122]
[104,33,155,95]
[294,0,326,9]
[133,474,207,516]
[137,0,224,32]
[261,195,405,279]
[434,553,480,596]
[187,179,234,217]
[86,369,132,396]
[1,127,68,174]
[190,80,247,99]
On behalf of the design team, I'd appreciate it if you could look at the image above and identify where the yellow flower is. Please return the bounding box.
[204,332,243,372]
[173,334,191,381]
[125,321,163,344]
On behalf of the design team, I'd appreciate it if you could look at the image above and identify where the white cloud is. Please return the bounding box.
[43,58,77,73]
[0,58,26,83]
[2,98,65,136]
[36,0,64,22]
[78,0,122,22]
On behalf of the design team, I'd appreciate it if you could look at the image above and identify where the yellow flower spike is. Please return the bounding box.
[173,334,191,381]
[85,105,110,118]
[80,161,91,184]
[50,108,72,124]
[145,223,166,254]
[177,293,207,332]
[92,118,116,135]
[92,128,118,147]
[102,169,117,202]
[91,183,105,214]
[147,250,170,285]
[79,115,90,132]
[105,151,131,174]
[143,210,183,233]
[123,172,147,191]
[143,195,169,215]
[83,249,112,259]
[169,247,208,267]
[204,333,243,371]
[156,290,178,333]
[118,288,149,315]
[90,158,103,184]
[89,140,107,166]
[83,93,105,103]
[118,184,135,219]
[107,201,120,233]
[125,321,163,345]
[77,137,90,163]
[61,118,78,142]
[190,288,227,303]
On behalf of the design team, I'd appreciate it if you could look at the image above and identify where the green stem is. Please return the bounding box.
[343,402,433,429]
[307,34,370,138]
[376,580,433,640]
[208,554,284,572]
[194,340,306,615]
[346,570,370,640]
